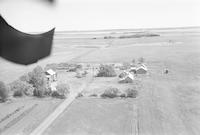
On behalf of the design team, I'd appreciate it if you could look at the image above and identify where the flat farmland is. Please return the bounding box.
[44,98,137,135]
[0,27,200,135]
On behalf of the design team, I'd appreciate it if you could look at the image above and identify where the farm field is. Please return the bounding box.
[44,98,137,135]
[0,97,62,135]
[0,27,200,135]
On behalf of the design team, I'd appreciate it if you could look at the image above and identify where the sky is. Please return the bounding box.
[0,0,200,32]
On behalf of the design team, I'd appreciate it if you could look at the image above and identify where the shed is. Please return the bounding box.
[45,69,57,82]
[119,73,134,83]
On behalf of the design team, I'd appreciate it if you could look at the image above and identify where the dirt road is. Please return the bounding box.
[30,75,94,135]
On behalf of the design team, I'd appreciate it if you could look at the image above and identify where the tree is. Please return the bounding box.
[29,66,47,97]
[0,81,9,102]
[10,80,34,97]
[132,58,136,64]
[29,66,47,88]
[138,57,145,64]
[97,65,117,77]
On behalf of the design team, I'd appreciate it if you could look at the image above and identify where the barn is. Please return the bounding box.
[136,64,148,74]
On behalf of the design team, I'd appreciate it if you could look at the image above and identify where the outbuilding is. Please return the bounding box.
[136,64,148,74]
[119,72,134,83]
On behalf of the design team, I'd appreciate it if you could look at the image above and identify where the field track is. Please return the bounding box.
[30,76,94,135]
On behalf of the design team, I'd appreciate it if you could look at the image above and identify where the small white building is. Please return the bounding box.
[119,72,134,83]
[45,69,57,91]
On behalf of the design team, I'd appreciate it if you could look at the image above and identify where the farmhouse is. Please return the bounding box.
[45,69,57,91]
[129,67,137,74]
[119,72,134,83]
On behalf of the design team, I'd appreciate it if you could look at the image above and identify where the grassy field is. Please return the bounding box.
[44,98,137,135]
[0,27,200,135]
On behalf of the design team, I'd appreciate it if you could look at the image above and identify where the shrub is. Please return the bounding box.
[125,88,138,98]
[0,81,9,102]
[10,80,34,97]
[13,90,24,97]
[119,93,126,98]
[76,93,83,98]
[101,87,120,98]
[90,93,98,97]
[19,74,30,83]
[52,83,70,98]
[33,87,46,97]
[51,91,65,99]
[97,65,117,77]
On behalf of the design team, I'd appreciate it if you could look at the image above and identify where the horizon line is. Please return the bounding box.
[31,25,200,33]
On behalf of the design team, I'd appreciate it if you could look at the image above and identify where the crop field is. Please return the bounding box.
[0,27,200,135]
[44,98,137,135]
[0,97,62,135]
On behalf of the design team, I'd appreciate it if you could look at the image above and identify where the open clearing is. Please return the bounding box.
[0,27,200,135]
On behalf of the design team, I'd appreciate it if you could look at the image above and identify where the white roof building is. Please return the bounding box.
[45,69,56,76]
[136,64,148,74]
[119,72,134,83]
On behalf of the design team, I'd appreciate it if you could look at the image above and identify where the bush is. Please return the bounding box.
[51,91,65,99]
[0,81,9,102]
[97,65,117,77]
[125,88,138,98]
[119,93,126,98]
[10,80,34,97]
[13,90,24,97]
[89,93,98,97]
[101,87,120,98]
[33,87,46,97]
[52,83,70,98]
[76,93,83,98]
[19,74,30,83]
